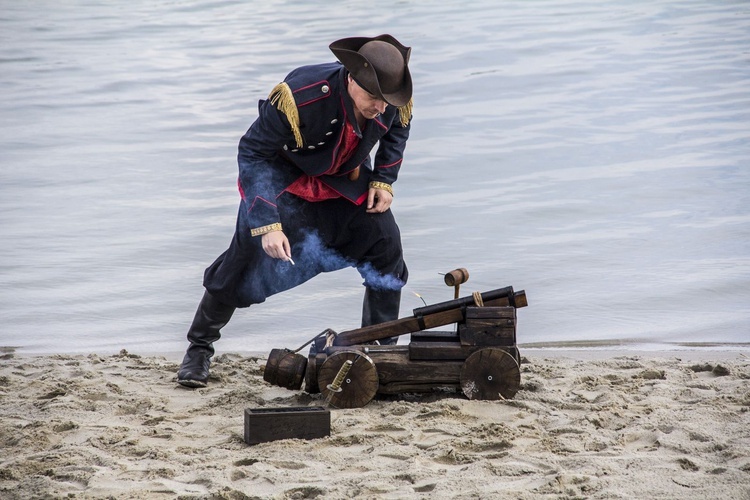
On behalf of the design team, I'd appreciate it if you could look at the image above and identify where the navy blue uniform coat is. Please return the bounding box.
[203,62,411,308]
[238,62,410,231]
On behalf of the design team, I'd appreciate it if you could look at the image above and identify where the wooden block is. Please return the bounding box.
[409,330,459,343]
[409,341,478,360]
[244,406,330,445]
[365,350,464,388]
[459,325,516,346]
[458,306,516,346]
[460,307,516,346]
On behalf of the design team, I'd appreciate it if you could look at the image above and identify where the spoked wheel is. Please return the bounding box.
[460,347,521,400]
[318,350,379,408]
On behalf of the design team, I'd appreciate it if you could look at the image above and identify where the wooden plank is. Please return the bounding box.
[378,382,461,395]
[408,341,477,360]
[409,330,459,343]
[464,318,515,328]
[465,306,516,321]
[459,325,516,346]
[324,345,408,355]
[332,311,458,346]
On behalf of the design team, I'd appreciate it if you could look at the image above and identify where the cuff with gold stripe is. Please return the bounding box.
[369,181,393,196]
[250,222,282,237]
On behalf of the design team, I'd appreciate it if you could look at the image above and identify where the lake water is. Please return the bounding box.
[2,0,749,356]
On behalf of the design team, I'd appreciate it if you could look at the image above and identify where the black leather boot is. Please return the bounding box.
[362,287,401,345]
[177,291,235,388]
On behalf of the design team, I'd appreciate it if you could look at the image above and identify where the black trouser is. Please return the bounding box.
[203,194,408,317]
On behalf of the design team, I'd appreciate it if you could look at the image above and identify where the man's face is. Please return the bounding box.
[348,76,388,120]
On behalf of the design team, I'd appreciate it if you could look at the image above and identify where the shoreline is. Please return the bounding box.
[3,341,749,361]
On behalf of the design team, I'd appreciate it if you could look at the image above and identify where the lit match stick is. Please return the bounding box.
[412,291,427,306]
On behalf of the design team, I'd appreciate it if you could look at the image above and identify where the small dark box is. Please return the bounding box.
[244,406,331,445]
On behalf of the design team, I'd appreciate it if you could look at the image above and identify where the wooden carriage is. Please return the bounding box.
[263,280,528,409]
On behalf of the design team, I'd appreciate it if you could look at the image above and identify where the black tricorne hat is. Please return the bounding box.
[330,34,412,107]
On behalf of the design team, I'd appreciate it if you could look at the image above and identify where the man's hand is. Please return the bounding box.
[366,187,393,213]
[261,230,292,261]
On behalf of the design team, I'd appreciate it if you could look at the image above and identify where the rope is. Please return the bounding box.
[472,291,484,307]
[325,329,336,348]
[292,328,335,353]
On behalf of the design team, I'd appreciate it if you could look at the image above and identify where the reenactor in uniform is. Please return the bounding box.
[178,34,414,387]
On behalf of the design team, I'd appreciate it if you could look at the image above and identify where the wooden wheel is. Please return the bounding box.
[304,352,318,394]
[460,347,520,400]
[318,350,379,409]
[304,352,327,394]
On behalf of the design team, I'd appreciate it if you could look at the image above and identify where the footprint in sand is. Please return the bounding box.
[414,428,457,450]
[620,430,660,451]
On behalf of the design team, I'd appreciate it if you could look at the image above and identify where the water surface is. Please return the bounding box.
[1,0,748,354]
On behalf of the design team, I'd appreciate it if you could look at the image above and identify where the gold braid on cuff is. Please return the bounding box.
[250,222,283,237]
[369,181,393,196]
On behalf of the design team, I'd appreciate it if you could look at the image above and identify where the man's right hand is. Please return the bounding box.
[261,230,292,261]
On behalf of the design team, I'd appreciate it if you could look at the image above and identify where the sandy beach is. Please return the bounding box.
[1,347,748,499]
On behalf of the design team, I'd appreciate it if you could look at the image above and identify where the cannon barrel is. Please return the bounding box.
[332,286,527,346]
[413,286,521,316]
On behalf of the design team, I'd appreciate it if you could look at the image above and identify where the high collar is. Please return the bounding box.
[339,68,364,138]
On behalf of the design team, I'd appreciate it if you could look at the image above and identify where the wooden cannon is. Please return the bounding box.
[263,284,528,408]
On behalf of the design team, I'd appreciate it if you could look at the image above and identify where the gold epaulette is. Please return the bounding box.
[398,98,413,127]
[268,82,303,148]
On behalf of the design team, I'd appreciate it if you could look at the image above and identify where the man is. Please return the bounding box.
[177,34,413,388]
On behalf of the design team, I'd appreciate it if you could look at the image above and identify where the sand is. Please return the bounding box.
[1,347,748,499]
